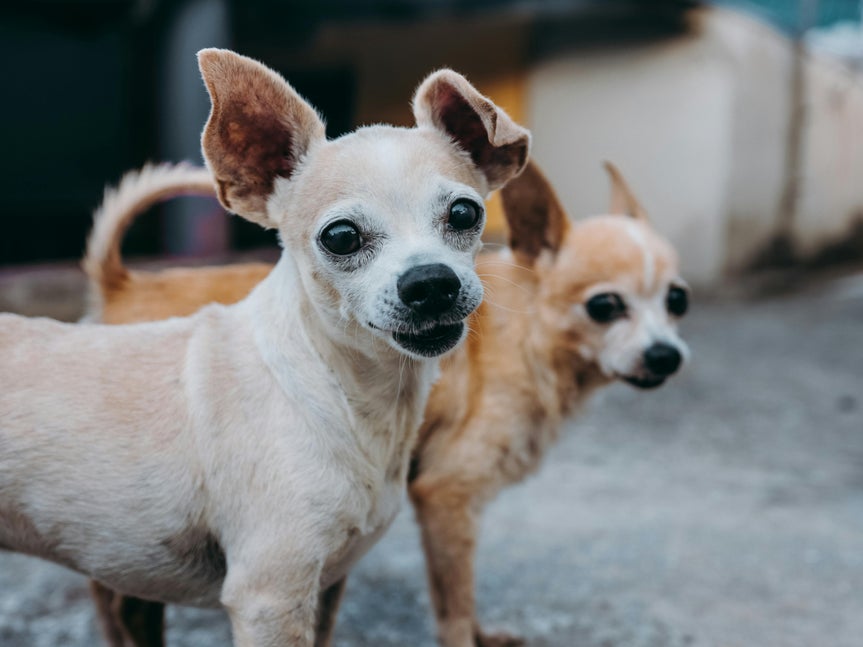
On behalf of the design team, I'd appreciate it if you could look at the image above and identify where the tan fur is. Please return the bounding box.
[80,159,687,647]
[97,264,272,325]
[605,160,649,222]
[81,162,272,324]
[0,49,530,647]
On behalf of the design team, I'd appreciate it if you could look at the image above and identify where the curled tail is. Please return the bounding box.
[83,163,216,298]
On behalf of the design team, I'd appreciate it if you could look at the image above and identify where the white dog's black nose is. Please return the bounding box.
[644,342,682,376]
[398,263,461,317]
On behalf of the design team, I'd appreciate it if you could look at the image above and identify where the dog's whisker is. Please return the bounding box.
[479,288,535,315]
[476,273,534,298]
[475,259,537,274]
[482,300,534,315]
[396,352,407,403]
[480,241,507,250]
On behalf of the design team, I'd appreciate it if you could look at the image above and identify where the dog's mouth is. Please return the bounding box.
[370,321,465,358]
[623,374,667,390]
[391,322,465,358]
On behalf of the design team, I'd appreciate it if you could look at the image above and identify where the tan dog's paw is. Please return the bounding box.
[476,630,526,647]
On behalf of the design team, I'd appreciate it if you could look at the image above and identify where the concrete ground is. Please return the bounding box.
[1,267,861,647]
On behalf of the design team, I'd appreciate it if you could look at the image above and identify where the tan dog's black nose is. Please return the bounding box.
[398,264,461,317]
[644,342,682,376]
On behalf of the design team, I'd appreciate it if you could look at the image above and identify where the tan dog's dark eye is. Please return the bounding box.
[585,293,626,323]
[667,286,689,317]
[320,221,362,255]
[448,199,481,231]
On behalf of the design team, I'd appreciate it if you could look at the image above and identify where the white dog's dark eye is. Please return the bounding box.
[585,293,627,323]
[667,286,689,317]
[448,199,481,231]
[320,220,362,255]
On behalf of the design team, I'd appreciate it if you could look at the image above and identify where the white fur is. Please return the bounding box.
[619,217,656,291]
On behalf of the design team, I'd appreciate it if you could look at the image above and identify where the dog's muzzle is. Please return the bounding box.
[397,263,461,317]
[624,342,683,389]
[387,263,467,358]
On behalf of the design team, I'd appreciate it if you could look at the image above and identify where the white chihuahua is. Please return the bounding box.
[0,49,529,647]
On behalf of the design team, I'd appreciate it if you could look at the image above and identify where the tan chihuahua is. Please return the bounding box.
[411,160,690,647]
[0,48,530,647]
[80,158,688,647]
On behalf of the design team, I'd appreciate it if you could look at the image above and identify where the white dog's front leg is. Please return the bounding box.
[222,560,322,647]
[227,596,318,647]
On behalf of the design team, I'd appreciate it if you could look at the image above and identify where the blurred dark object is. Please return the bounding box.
[0,0,693,266]
[1,1,144,265]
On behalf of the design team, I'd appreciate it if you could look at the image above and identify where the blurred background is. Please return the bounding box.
[1,2,862,647]
[2,0,862,284]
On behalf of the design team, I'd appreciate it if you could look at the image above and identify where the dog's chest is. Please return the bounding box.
[322,477,402,588]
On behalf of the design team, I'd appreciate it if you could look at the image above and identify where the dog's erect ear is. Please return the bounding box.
[413,70,531,193]
[499,158,570,264]
[198,48,326,228]
[604,161,649,222]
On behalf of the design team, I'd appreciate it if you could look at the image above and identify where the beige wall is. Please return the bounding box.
[528,28,735,286]
[798,55,863,256]
[718,9,793,271]
[525,7,863,284]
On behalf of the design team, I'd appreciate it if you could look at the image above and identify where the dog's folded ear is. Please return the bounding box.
[604,161,649,222]
[412,70,531,193]
[499,159,569,265]
[197,48,326,229]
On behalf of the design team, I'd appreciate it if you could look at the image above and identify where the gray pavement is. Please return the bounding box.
[1,270,862,647]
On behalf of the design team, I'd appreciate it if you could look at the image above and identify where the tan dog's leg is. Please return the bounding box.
[314,577,347,647]
[90,581,165,647]
[91,581,128,647]
[118,597,165,647]
[413,484,477,647]
[411,476,524,647]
